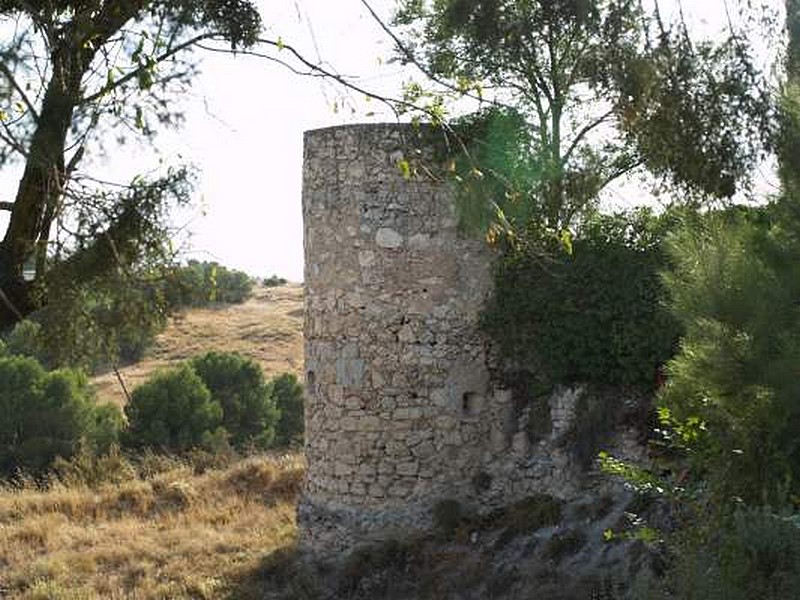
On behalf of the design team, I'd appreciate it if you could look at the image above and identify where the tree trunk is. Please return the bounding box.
[0,47,83,328]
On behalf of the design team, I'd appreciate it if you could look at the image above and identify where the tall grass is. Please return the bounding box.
[0,453,304,599]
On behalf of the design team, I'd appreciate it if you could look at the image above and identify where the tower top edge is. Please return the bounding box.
[303,122,438,137]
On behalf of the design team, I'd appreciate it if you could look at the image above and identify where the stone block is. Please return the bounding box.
[375,227,403,249]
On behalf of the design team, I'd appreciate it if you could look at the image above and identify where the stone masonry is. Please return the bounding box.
[299,123,629,553]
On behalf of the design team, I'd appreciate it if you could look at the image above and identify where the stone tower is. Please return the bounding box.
[300,123,583,552]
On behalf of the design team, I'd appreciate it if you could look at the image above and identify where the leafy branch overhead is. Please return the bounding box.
[390,0,775,238]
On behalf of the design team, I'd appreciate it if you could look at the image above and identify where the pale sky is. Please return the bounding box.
[0,1,784,282]
[152,0,407,282]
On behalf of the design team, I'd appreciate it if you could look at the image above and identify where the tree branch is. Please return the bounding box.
[80,32,218,105]
[359,0,513,110]
[202,38,420,117]
[0,59,39,121]
[563,108,615,163]
[0,202,13,211]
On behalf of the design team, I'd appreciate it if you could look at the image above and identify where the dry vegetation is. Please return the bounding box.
[91,284,304,407]
[0,454,304,599]
[0,283,307,599]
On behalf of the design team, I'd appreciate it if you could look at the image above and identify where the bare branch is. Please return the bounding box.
[563,108,615,163]
[0,287,23,321]
[0,201,13,211]
[359,0,505,108]
[201,38,417,117]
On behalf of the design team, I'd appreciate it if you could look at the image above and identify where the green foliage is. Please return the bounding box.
[14,257,257,373]
[0,355,120,475]
[658,206,800,504]
[3,319,46,363]
[642,509,800,600]
[614,18,774,200]
[263,275,288,287]
[271,373,304,448]
[395,0,645,231]
[450,107,567,237]
[395,1,771,240]
[483,209,680,390]
[35,272,170,370]
[90,404,127,455]
[124,364,223,453]
[0,0,262,333]
[190,351,278,449]
[165,260,253,307]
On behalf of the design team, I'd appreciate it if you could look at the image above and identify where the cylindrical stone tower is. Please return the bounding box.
[299,123,581,552]
[300,123,501,547]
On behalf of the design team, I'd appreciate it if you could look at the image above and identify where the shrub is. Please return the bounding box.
[263,274,288,287]
[4,319,47,363]
[658,206,800,504]
[271,373,304,447]
[124,364,223,452]
[165,260,253,307]
[482,209,681,390]
[191,351,279,449]
[90,403,126,454]
[0,355,118,475]
[646,508,800,600]
[51,443,137,488]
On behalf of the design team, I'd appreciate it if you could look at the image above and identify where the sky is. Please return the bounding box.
[0,0,784,282]
[155,0,407,282]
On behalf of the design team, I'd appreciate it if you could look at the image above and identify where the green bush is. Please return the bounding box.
[191,351,278,449]
[271,373,304,447]
[0,355,120,475]
[263,274,288,287]
[658,205,800,504]
[4,319,47,364]
[165,260,253,307]
[644,509,800,600]
[482,209,681,390]
[124,364,223,452]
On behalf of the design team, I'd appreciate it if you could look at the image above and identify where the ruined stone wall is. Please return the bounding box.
[299,123,637,552]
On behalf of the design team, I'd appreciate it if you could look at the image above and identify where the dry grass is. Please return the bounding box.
[0,284,306,598]
[0,454,305,599]
[91,284,304,407]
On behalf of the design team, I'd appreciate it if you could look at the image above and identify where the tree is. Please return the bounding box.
[0,0,262,331]
[0,354,119,474]
[124,363,223,452]
[271,372,304,447]
[390,0,772,235]
[191,351,278,449]
[652,1,800,507]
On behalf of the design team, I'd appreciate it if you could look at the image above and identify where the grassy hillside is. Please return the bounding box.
[0,283,306,599]
[0,454,304,599]
[91,284,304,407]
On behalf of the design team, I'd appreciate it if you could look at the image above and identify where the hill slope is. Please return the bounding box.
[91,283,304,406]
